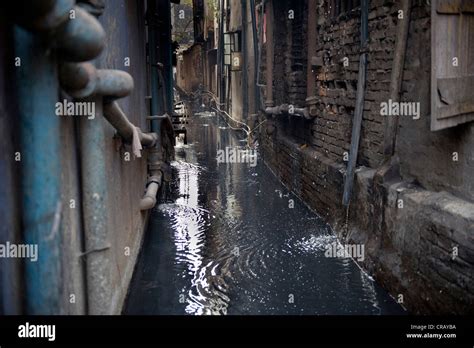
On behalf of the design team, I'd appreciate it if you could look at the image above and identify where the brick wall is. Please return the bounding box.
[263,0,413,168]
[258,0,474,314]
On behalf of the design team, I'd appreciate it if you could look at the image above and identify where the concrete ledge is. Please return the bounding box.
[349,168,474,314]
[261,129,474,314]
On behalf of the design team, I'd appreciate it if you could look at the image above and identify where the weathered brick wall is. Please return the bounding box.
[311,3,360,164]
[312,0,403,167]
[262,0,403,168]
[258,0,474,314]
[272,2,289,106]
[177,45,203,94]
[259,0,404,211]
[260,127,346,230]
[286,0,308,106]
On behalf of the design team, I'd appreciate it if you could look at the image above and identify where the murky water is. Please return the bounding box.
[125,110,405,315]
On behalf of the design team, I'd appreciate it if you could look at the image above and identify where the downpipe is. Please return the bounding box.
[265,103,310,119]
[139,173,163,211]
[103,101,157,154]
[14,25,62,315]
[59,62,134,100]
[11,1,105,62]
[141,2,175,211]
[59,63,157,156]
[10,0,106,315]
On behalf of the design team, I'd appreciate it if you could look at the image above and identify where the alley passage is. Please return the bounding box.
[125,110,405,315]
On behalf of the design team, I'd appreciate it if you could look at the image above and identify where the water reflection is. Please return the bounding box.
[124,110,405,315]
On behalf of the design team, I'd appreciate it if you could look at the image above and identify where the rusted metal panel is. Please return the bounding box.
[93,0,151,313]
[431,0,474,130]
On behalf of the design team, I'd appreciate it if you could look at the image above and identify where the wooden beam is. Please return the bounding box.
[342,0,369,207]
[383,0,412,158]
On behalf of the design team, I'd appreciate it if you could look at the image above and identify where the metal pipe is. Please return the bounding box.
[97,70,134,102]
[59,63,134,100]
[103,101,157,150]
[306,0,317,98]
[250,0,260,112]
[79,96,111,315]
[241,0,249,119]
[13,0,73,32]
[306,0,318,117]
[146,0,163,160]
[56,6,105,62]
[15,26,62,314]
[265,103,309,118]
[13,2,105,61]
[139,173,163,211]
[264,0,274,107]
[60,65,153,151]
[164,0,174,114]
[256,0,265,91]
[218,0,226,105]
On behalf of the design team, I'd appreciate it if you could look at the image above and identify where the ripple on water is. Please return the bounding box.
[125,112,405,316]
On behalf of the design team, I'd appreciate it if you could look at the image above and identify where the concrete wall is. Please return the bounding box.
[258,0,474,314]
[177,44,203,94]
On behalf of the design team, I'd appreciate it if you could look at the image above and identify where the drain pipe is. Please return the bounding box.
[59,62,158,156]
[103,101,157,155]
[12,0,106,315]
[241,0,249,120]
[264,0,274,109]
[265,103,309,118]
[59,62,135,100]
[218,0,226,105]
[14,25,62,315]
[144,1,167,211]
[78,95,111,315]
[15,3,106,62]
[250,0,259,112]
[306,0,318,118]
[139,173,163,211]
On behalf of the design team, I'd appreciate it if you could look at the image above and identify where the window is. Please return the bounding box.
[431,0,474,130]
[223,30,241,66]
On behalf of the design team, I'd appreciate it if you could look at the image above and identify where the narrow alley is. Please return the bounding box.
[125,107,404,315]
[0,0,473,346]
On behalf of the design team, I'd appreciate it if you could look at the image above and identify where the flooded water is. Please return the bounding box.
[124,109,405,315]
